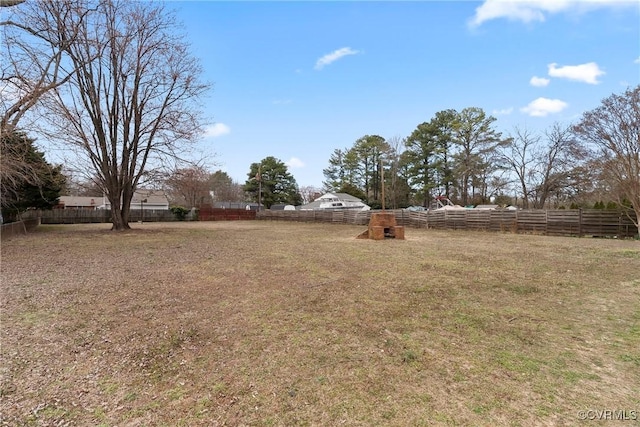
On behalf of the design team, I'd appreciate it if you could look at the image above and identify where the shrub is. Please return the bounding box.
[169,206,189,221]
[606,201,618,210]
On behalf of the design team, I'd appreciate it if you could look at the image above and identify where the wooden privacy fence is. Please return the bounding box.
[0,218,41,240]
[23,208,254,223]
[258,209,371,226]
[23,209,178,224]
[257,209,638,238]
[198,207,256,221]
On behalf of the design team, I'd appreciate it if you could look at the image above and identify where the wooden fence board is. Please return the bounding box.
[394,210,405,226]
[332,210,345,223]
[408,211,428,228]
[467,210,491,231]
[547,210,581,236]
[580,210,635,237]
[444,210,467,230]
[489,210,517,233]
[426,211,446,229]
[515,210,547,233]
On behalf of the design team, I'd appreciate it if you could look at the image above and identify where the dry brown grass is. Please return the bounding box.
[1,221,639,426]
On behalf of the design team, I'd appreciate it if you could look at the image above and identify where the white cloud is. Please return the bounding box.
[547,62,605,84]
[286,157,305,169]
[530,76,550,87]
[634,57,640,64]
[469,1,547,27]
[203,123,230,138]
[520,97,568,117]
[469,0,633,28]
[492,107,514,115]
[315,47,360,70]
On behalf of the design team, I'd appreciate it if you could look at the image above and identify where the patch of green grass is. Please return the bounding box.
[29,405,74,422]
[122,391,137,402]
[93,407,106,421]
[535,405,554,417]
[211,381,228,395]
[167,386,185,400]
[496,351,542,375]
[18,309,51,326]
[381,408,397,420]
[472,404,491,415]
[401,349,419,364]
[99,379,118,394]
[194,396,212,417]
[561,370,600,383]
[617,250,640,258]
[122,400,163,421]
[506,284,540,295]
[619,354,640,366]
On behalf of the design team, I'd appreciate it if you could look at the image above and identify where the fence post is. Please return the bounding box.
[578,208,583,237]
[444,208,448,229]
[545,209,548,235]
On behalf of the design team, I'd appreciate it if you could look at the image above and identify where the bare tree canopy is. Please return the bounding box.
[1,0,87,203]
[573,85,640,229]
[3,0,211,230]
[0,0,87,132]
[499,124,583,209]
[164,166,212,209]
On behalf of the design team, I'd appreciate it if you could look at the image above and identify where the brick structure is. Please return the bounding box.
[357,212,405,240]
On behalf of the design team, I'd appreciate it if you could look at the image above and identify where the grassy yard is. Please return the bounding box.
[1,222,639,426]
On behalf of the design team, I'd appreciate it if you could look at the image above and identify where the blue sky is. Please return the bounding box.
[172,0,640,189]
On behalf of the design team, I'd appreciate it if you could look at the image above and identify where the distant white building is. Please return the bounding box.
[97,189,170,210]
[298,193,370,211]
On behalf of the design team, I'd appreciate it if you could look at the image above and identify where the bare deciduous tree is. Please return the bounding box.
[573,85,640,229]
[384,135,408,209]
[498,127,538,208]
[6,0,210,230]
[298,185,321,205]
[532,124,582,209]
[164,166,212,209]
[499,124,584,209]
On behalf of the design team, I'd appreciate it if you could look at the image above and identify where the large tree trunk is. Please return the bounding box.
[106,183,133,231]
[519,176,529,209]
[110,207,130,231]
[107,193,129,231]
